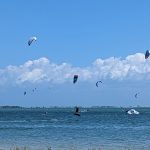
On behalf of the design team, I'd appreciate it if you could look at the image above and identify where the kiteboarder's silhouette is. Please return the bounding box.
[74,107,80,116]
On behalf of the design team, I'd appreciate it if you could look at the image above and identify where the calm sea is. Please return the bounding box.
[0,107,149,150]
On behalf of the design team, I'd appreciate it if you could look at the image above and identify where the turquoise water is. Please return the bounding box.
[0,107,149,149]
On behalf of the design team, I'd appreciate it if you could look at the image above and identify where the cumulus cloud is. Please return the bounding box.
[0,53,150,85]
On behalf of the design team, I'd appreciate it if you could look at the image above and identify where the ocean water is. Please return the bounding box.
[0,107,149,150]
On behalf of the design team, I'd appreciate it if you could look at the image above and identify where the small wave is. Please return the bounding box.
[50,118,58,122]
[0,120,27,123]
[81,110,88,112]
[31,120,48,122]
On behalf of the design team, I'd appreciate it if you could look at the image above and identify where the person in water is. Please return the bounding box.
[74,107,80,116]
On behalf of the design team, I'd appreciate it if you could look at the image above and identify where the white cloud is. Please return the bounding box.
[17,69,46,83]
[0,53,150,85]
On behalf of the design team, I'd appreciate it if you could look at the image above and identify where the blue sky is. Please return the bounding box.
[0,0,150,106]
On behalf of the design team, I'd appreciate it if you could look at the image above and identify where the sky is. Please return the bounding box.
[0,0,150,107]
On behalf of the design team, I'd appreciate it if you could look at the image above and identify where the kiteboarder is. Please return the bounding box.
[74,106,80,116]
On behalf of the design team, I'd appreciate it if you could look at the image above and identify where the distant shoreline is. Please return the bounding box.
[0,105,148,109]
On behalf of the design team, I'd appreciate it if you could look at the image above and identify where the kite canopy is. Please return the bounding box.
[134,92,140,99]
[145,50,150,59]
[24,91,26,95]
[96,81,102,87]
[73,75,78,84]
[135,93,138,98]
[127,109,139,115]
[28,36,37,46]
